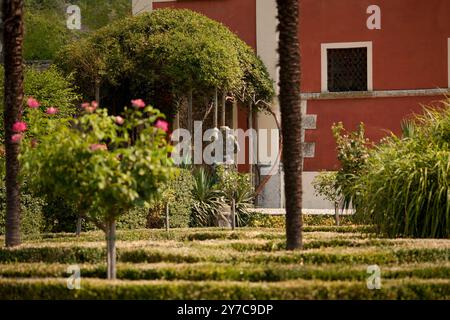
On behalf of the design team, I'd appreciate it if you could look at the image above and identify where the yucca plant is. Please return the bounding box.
[356,102,450,238]
[190,167,224,227]
[401,119,416,139]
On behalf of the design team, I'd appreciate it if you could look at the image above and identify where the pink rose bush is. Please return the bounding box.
[46,107,59,115]
[21,99,174,280]
[10,97,65,144]
[12,121,27,133]
[81,102,98,113]
[131,99,146,108]
[11,134,24,143]
[115,116,124,125]
[11,121,27,143]
[27,97,40,109]
[155,119,169,132]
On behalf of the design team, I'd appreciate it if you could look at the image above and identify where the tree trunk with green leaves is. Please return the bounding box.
[3,0,24,248]
[276,0,303,250]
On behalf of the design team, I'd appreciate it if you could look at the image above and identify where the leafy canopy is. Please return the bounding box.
[21,103,175,221]
[56,9,274,109]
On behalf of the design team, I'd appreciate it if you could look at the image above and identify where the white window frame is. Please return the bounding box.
[321,41,373,93]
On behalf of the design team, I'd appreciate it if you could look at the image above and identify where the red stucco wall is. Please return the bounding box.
[304,96,446,171]
[300,0,450,92]
[300,0,450,171]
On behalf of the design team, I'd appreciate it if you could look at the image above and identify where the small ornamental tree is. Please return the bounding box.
[332,122,371,210]
[21,99,174,279]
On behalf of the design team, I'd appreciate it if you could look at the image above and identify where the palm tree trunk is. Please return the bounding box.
[3,0,24,248]
[276,0,303,250]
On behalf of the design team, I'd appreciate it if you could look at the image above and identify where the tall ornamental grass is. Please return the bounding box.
[357,102,450,238]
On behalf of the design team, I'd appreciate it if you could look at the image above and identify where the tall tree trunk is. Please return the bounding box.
[106,219,117,280]
[276,0,303,250]
[3,0,24,248]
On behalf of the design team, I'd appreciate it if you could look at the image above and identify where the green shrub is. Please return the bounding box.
[41,197,82,233]
[312,171,340,205]
[0,65,81,142]
[332,122,370,209]
[247,213,359,228]
[43,201,152,233]
[247,213,285,228]
[23,0,131,60]
[24,11,70,60]
[147,169,194,229]
[117,207,148,230]
[1,262,449,282]
[0,65,80,234]
[0,278,448,300]
[0,183,45,236]
[356,104,450,238]
[1,243,447,265]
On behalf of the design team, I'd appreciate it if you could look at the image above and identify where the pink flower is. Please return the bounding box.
[131,99,146,108]
[12,121,27,133]
[81,102,97,113]
[46,107,59,115]
[89,144,108,152]
[115,116,124,125]
[27,97,40,109]
[155,120,169,132]
[11,134,23,143]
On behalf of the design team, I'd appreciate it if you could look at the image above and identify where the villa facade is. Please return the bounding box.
[132,0,450,211]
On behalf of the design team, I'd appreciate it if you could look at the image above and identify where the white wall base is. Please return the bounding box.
[258,171,337,210]
[132,0,152,15]
[302,172,335,210]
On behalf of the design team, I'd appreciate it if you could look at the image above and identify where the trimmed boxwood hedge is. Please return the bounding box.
[0,244,448,265]
[0,227,449,299]
[0,278,448,300]
[0,262,449,282]
[16,224,373,244]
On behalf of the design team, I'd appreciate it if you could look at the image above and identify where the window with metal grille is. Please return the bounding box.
[327,47,367,92]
